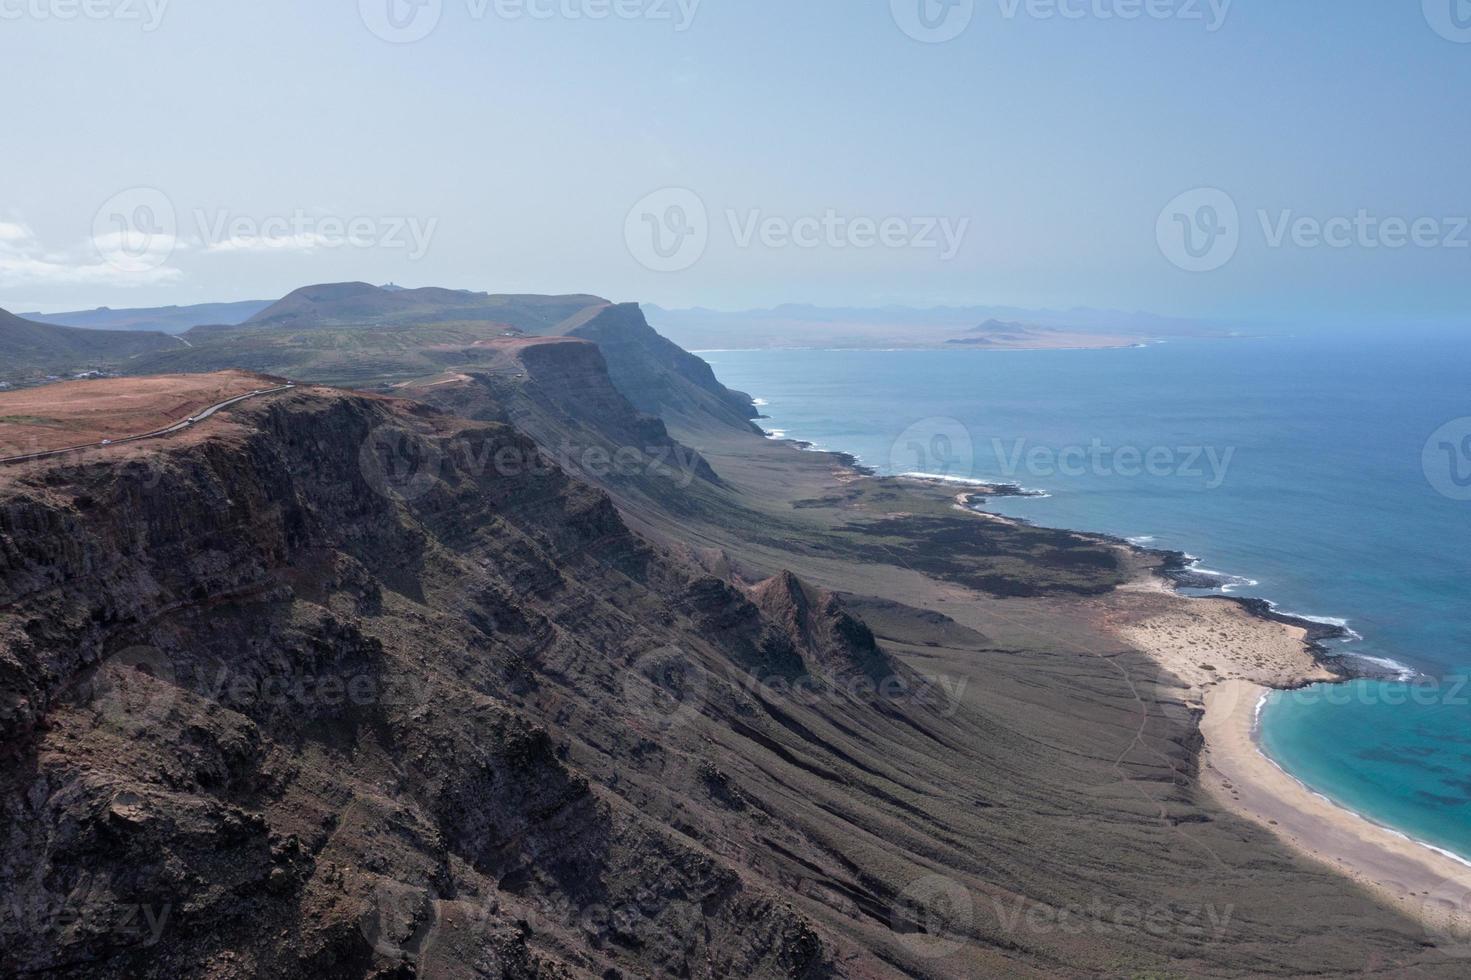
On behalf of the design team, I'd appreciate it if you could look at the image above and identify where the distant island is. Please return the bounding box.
[645,302,1225,352]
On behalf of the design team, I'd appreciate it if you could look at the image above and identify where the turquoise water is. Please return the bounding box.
[701,335,1471,859]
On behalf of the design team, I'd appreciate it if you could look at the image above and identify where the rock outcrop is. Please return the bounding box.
[749,572,892,682]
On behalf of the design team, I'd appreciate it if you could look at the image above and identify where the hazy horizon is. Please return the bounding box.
[14,284,1466,337]
[3,1,1469,326]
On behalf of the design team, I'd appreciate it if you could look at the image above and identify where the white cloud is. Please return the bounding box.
[0,222,33,244]
[0,220,183,288]
[203,232,335,254]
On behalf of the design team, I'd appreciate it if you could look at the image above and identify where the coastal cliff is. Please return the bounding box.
[0,390,837,978]
[556,303,762,439]
[0,302,1463,977]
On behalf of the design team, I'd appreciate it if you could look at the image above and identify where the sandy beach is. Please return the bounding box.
[1202,680,1471,945]
[1116,575,1471,947]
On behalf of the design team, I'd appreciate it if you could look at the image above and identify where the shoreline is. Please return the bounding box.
[1113,560,1471,942]
[756,423,1402,681]
[1248,688,1471,874]
[1201,680,1471,943]
[1101,542,1471,939]
[741,410,1471,937]
[1113,551,1471,939]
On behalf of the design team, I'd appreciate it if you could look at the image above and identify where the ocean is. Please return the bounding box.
[700,333,1471,861]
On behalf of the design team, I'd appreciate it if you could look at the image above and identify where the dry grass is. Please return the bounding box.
[0,371,270,455]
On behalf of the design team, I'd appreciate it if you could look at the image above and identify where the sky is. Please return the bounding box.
[1,0,1468,326]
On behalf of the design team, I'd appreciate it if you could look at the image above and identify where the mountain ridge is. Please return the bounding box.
[0,307,183,382]
[20,300,272,335]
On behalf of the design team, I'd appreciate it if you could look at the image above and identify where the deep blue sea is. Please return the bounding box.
[701,334,1471,860]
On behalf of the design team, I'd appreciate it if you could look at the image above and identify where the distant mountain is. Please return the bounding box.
[944,318,1050,346]
[124,284,760,441]
[20,300,272,335]
[0,307,182,382]
[968,317,1038,334]
[239,282,606,334]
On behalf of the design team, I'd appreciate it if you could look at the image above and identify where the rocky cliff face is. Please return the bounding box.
[0,389,860,978]
[0,378,1036,980]
[408,337,729,535]
[558,304,761,440]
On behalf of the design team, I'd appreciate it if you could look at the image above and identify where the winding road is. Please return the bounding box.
[0,384,296,466]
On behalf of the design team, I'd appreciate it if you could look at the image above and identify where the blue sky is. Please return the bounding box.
[1,0,1468,325]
